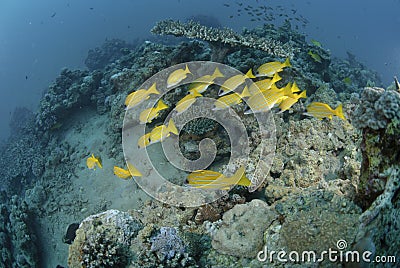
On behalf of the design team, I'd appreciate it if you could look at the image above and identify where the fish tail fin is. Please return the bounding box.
[168,119,179,135]
[230,165,245,182]
[245,68,256,79]
[185,64,191,74]
[272,72,282,83]
[298,90,307,99]
[334,104,346,120]
[212,67,224,79]
[283,82,293,96]
[230,166,251,187]
[291,81,301,93]
[147,83,160,95]
[284,57,292,67]
[192,90,202,97]
[157,99,168,110]
[240,86,251,98]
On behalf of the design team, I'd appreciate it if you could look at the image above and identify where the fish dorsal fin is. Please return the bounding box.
[240,86,251,98]
[283,57,292,67]
[167,119,179,135]
[147,82,160,95]
[157,99,168,110]
[211,67,224,79]
[245,68,256,79]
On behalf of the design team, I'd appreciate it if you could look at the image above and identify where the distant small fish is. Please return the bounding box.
[187,166,251,190]
[125,82,160,109]
[139,99,169,124]
[342,77,352,85]
[310,39,322,47]
[167,64,191,88]
[308,50,322,63]
[305,102,346,120]
[86,154,102,170]
[223,3,230,7]
[25,75,28,80]
[89,7,94,10]
[51,12,56,18]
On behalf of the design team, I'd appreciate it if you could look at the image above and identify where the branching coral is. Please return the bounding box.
[151,19,294,61]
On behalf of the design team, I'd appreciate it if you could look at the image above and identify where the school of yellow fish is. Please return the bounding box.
[86,58,347,189]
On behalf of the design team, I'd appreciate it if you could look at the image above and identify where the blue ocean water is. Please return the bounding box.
[0,0,399,141]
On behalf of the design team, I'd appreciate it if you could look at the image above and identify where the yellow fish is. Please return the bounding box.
[167,64,191,88]
[137,133,151,148]
[249,72,282,95]
[311,39,322,47]
[276,82,301,99]
[305,102,346,120]
[190,67,224,87]
[175,90,202,114]
[113,162,142,179]
[308,50,322,63]
[343,77,352,85]
[245,87,288,114]
[188,82,211,95]
[139,99,169,124]
[86,154,102,170]
[277,90,307,113]
[149,118,179,144]
[256,57,291,77]
[188,68,224,94]
[213,86,251,110]
[125,82,160,109]
[219,69,255,96]
[187,166,251,190]
[113,166,131,179]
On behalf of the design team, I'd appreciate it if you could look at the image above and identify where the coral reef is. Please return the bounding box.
[351,87,400,208]
[68,209,142,268]
[355,165,400,262]
[194,193,246,224]
[150,227,186,261]
[211,199,277,258]
[5,195,39,267]
[271,190,361,248]
[2,13,399,267]
[0,203,12,267]
[263,114,360,203]
[36,68,103,132]
[9,106,34,136]
[85,38,137,71]
[151,19,295,61]
[0,119,45,194]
